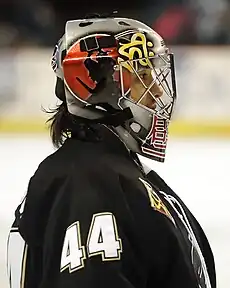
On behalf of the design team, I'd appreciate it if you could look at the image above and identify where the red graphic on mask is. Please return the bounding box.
[142,115,168,161]
[63,36,119,101]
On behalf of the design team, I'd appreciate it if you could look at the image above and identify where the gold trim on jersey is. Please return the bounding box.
[20,244,28,288]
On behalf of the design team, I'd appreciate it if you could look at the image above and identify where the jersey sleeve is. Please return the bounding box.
[7,184,43,288]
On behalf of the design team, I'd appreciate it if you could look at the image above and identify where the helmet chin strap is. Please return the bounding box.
[66,90,134,127]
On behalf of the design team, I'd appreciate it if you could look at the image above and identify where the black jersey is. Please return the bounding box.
[7,126,216,288]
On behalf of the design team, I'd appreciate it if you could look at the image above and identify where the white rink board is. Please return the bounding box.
[0,135,229,287]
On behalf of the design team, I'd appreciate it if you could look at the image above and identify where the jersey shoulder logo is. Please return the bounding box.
[139,178,175,223]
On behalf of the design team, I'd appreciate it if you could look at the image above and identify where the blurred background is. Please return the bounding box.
[0,1,230,288]
[0,0,230,134]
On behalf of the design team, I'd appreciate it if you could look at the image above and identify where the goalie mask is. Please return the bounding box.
[51,17,177,162]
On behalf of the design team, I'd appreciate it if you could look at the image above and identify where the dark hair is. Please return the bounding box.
[46,102,102,147]
[46,76,105,147]
[46,102,72,148]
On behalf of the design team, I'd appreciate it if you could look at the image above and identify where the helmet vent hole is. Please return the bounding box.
[79,21,93,27]
[118,21,130,26]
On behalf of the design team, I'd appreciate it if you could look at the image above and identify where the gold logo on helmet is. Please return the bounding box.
[118,32,154,72]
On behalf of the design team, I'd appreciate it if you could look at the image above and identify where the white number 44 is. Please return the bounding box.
[60,212,122,273]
